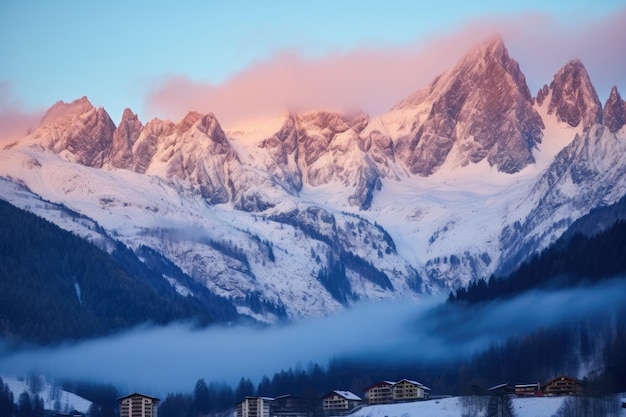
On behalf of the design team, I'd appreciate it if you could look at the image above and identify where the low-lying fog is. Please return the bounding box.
[1,278,624,395]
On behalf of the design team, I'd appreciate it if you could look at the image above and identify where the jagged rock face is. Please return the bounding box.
[31,97,116,168]
[131,118,176,174]
[295,111,381,209]
[110,108,143,169]
[547,60,602,129]
[603,86,626,133]
[259,114,303,194]
[164,113,240,204]
[395,36,543,175]
[536,84,550,107]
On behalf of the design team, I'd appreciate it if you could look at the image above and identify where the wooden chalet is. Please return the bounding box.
[541,376,583,396]
[514,383,541,397]
[321,390,361,412]
[364,381,395,405]
[392,379,431,402]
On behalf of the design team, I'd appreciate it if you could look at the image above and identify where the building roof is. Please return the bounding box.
[273,394,304,400]
[237,396,275,404]
[487,383,512,391]
[542,375,582,386]
[117,393,161,402]
[325,390,362,401]
[396,379,431,390]
[364,380,396,391]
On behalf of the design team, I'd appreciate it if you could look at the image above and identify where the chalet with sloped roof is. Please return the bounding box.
[392,379,431,402]
[541,376,583,396]
[364,379,431,404]
[321,390,361,412]
[364,380,395,405]
[514,383,541,397]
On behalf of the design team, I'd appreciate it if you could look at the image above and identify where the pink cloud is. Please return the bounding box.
[144,10,626,128]
[0,81,45,145]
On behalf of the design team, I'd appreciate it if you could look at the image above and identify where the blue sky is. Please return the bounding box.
[1,0,625,131]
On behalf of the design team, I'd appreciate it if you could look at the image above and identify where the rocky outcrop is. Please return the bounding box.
[547,60,602,130]
[259,114,303,194]
[31,97,116,168]
[603,86,626,133]
[110,108,142,169]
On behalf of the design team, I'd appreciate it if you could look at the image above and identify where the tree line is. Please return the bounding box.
[0,200,239,345]
[449,220,626,305]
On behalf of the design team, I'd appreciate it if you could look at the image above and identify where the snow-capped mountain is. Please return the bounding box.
[379,35,544,176]
[1,35,625,323]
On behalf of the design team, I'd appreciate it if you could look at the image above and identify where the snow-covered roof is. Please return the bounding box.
[488,383,512,391]
[365,380,396,391]
[397,379,431,390]
[332,390,362,401]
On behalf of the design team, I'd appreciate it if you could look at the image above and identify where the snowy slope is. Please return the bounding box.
[3,375,92,413]
[346,396,566,417]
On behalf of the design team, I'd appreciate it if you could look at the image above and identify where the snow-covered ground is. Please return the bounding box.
[2,375,91,413]
[347,396,566,417]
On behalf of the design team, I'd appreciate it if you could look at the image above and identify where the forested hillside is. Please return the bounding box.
[0,199,239,344]
[450,219,626,305]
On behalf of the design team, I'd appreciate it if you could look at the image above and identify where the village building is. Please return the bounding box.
[236,396,273,417]
[486,383,515,396]
[364,379,431,405]
[541,376,583,396]
[118,393,160,417]
[271,394,311,417]
[364,381,395,405]
[321,390,361,412]
[392,379,431,402]
[237,396,273,417]
[514,383,541,397]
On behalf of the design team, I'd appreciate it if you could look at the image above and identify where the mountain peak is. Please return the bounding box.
[394,35,542,175]
[603,85,626,133]
[40,96,95,126]
[32,96,115,167]
[547,59,602,129]
[479,34,506,57]
[110,108,143,169]
[460,34,514,71]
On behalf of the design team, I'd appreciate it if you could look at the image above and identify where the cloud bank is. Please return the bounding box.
[0,81,44,145]
[144,10,626,127]
[0,278,624,395]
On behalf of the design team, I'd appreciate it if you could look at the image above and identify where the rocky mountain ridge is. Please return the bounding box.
[2,35,626,322]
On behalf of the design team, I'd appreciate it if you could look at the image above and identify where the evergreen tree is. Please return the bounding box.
[256,375,272,397]
[193,378,211,415]
[0,378,14,417]
[486,395,515,417]
[159,393,193,417]
[17,392,33,417]
[234,378,255,401]
[32,395,44,417]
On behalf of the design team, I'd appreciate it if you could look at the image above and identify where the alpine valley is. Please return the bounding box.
[1,35,626,339]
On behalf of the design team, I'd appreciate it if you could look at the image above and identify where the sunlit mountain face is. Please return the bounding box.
[1,34,626,405]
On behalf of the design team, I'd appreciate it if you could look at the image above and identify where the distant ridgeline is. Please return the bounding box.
[0,199,240,345]
[449,198,626,305]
